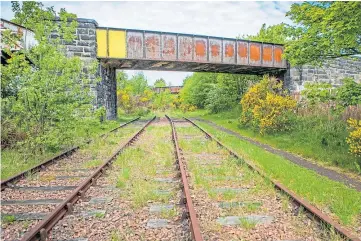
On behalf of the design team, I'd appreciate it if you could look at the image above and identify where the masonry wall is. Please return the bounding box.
[284,58,361,95]
[58,18,101,108]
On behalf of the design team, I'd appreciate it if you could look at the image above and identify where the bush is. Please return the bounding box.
[240,76,297,134]
[180,103,197,112]
[347,119,361,157]
[337,78,361,107]
[301,82,336,104]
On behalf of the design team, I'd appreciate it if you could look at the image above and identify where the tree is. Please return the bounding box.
[154,78,166,87]
[241,23,289,44]
[116,72,153,114]
[1,2,94,153]
[337,78,361,107]
[116,71,128,90]
[284,2,361,66]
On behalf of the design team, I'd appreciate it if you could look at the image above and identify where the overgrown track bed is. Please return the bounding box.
[47,117,191,241]
[1,117,140,190]
[0,118,148,241]
[180,117,360,241]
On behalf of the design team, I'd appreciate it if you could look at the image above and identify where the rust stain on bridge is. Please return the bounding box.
[97,27,286,75]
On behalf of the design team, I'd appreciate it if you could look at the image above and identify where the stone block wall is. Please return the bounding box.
[61,19,101,108]
[284,57,361,94]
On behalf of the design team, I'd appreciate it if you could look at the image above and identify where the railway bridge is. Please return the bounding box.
[2,18,360,120]
[82,19,288,120]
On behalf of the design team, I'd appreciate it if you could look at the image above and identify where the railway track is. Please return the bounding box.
[1,115,359,241]
[1,117,140,191]
[0,117,151,241]
[177,117,359,241]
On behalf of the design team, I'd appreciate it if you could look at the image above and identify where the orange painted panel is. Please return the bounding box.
[209,38,221,63]
[223,40,235,63]
[262,44,273,66]
[274,47,283,63]
[250,43,261,65]
[194,38,207,62]
[237,41,248,65]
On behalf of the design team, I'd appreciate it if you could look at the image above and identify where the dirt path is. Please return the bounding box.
[193,118,361,192]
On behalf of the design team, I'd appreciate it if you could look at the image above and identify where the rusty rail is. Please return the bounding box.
[20,116,155,241]
[1,117,140,191]
[184,117,360,241]
[166,115,203,241]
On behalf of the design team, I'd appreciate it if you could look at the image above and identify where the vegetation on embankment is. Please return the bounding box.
[191,119,361,229]
[175,73,361,174]
[1,114,140,180]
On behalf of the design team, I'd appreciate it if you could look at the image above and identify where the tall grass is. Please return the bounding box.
[178,104,361,173]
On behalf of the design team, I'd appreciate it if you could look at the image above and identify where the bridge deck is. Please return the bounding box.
[96,27,286,75]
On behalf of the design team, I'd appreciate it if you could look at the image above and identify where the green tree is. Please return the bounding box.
[128,72,149,95]
[179,73,218,108]
[116,71,128,90]
[284,2,361,66]
[154,78,166,87]
[152,90,173,111]
[1,2,93,153]
[241,23,289,44]
[337,78,361,107]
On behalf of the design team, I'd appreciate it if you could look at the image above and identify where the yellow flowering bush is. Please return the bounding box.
[347,119,361,156]
[180,103,197,112]
[241,76,296,134]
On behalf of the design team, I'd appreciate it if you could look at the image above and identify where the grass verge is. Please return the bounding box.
[1,114,140,180]
[193,120,361,229]
[170,108,361,174]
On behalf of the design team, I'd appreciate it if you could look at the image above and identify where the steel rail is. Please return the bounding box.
[20,116,155,241]
[166,115,203,241]
[184,117,360,241]
[1,117,140,190]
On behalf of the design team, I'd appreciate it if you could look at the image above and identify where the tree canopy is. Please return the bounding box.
[154,78,166,87]
[285,1,361,66]
[245,2,361,66]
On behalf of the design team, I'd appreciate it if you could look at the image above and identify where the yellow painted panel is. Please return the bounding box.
[109,30,126,58]
[96,29,107,57]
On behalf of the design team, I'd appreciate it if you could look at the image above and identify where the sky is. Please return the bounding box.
[1,1,294,86]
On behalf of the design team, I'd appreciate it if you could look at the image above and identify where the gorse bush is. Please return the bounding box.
[347,119,361,157]
[240,76,297,134]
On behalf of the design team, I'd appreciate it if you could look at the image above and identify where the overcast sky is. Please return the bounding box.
[1,1,294,86]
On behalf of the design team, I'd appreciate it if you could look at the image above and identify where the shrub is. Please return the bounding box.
[301,82,336,104]
[240,76,297,134]
[337,78,361,107]
[347,119,361,156]
[180,103,197,112]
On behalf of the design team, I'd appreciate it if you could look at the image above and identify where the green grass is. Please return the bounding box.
[95,212,106,218]
[1,114,142,180]
[2,215,16,224]
[113,125,176,209]
[193,120,361,228]
[159,207,178,219]
[239,217,257,230]
[176,108,361,174]
[82,159,103,169]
